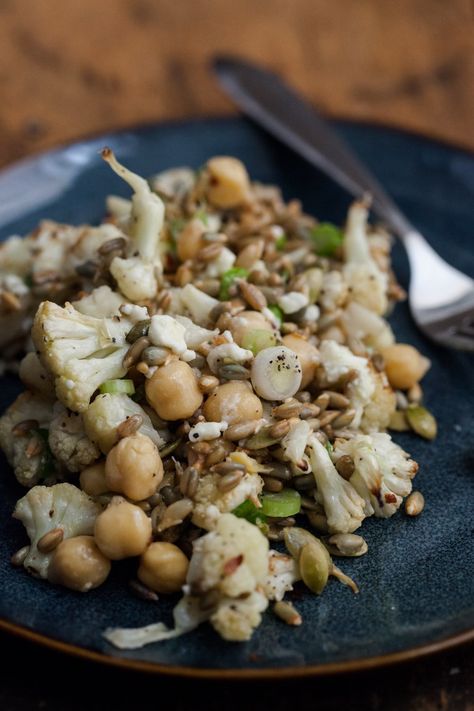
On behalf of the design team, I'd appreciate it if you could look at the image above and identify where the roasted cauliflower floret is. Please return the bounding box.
[319,339,395,431]
[333,433,418,517]
[192,471,263,531]
[82,393,164,454]
[0,391,57,487]
[18,352,54,399]
[48,403,100,472]
[263,550,300,602]
[343,200,388,315]
[13,483,101,578]
[101,149,165,302]
[72,286,125,318]
[309,436,366,534]
[186,513,269,641]
[32,301,133,412]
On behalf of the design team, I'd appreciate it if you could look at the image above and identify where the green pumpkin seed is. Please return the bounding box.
[405,404,437,440]
[299,542,330,594]
[126,319,151,344]
[388,410,410,432]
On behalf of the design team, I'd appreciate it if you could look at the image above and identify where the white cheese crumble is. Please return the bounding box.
[188,421,228,441]
[148,315,195,359]
[302,304,320,323]
[207,343,253,374]
[120,303,149,323]
[203,247,236,278]
[278,291,309,314]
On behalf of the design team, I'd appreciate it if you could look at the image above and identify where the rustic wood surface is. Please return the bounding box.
[0,1,472,709]
[0,0,472,169]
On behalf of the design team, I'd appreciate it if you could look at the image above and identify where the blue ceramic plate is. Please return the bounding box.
[0,118,473,678]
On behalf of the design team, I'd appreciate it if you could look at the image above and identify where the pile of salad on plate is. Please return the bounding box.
[0,151,436,647]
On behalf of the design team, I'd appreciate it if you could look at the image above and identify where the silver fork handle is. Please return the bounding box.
[214,57,418,238]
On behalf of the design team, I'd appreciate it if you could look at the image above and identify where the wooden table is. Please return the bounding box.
[0,1,472,708]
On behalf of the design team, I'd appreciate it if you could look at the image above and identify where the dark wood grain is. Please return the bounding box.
[0,0,472,168]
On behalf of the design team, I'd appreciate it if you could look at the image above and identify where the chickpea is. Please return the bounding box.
[48,536,111,592]
[79,461,108,496]
[381,344,430,390]
[105,433,163,501]
[229,310,273,346]
[282,333,320,388]
[138,542,189,593]
[203,381,263,425]
[176,218,206,262]
[206,157,250,209]
[145,360,203,421]
[94,497,152,560]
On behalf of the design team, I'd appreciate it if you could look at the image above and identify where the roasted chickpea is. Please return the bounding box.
[138,542,189,593]
[145,360,203,421]
[282,333,320,388]
[79,461,108,496]
[48,535,111,592]
[381,344,430,390]
[206,157,250,209]
[94,497,152,560]
[203,381,263,425]
[105,433,163,501]
[229,310,273,346]
[176,218,206,261]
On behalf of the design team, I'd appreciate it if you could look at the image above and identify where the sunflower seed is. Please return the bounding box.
[293,474,315,491]
[198,374,220,393]
[325,533,368,557]
[326,391,351,409]
[37,527,64,553]
[274,601,302,626]
[212,461,246,475]
[218,363,250,380]
[157,498,193,531]
[204,443,231,467]
[314,392,330,411]
[267,462,292,481]
[224,420,259,441]
[306,510,329,532]
[371,353,385,372]
[75,260,98,278]
[300,496,319,511]
[262,476,283,492]
[160,485,181,506]
[158,438,182,458]
[126,319,151,344]
[12,419,39,437]
[319,410,340,427]
[217,471,244,492]
[11,545,29,567]
[335,454,355,480]
[299,404,320,419]
[151,502,166,531]
[117,414,144,439]
[332,409,356,428]
[180,467,200,498]
[272,401,302,419]
[98,237,127,255]
[198,243,223,262]
[238,281,267,311]
[405,491,425,516]
[269,419,291,439]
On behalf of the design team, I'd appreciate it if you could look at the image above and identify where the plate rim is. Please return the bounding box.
[1,115,473,677]
[1,617,473,678]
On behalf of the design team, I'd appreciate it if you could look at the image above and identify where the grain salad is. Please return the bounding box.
[0,152,435,646]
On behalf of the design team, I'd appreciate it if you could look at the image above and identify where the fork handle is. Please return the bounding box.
[214,57,417,237]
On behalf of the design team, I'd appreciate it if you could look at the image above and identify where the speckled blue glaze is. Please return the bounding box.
[0,118,473,673]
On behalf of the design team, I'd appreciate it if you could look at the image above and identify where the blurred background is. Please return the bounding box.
[0,0,472,168]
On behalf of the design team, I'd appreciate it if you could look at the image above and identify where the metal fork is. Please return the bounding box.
[213,57,474,351]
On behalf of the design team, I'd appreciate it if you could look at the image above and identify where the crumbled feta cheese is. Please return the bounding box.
[278,291,309,314]
[120,303,149,323]
[203,247,236,278]
[149,315,188,355]
[188,421,228,442]
[302,304,320,323]
[207,343,253,374]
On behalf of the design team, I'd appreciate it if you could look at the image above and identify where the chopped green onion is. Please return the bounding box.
[275,233,287,251]
[325,441,334,454]
[169,218,186,241]
[194,207,209,226]
[232,499,267,526]
[219,267,249,300]
[241,329,278,355]
[310,222,344,257]
[267,304,283,327]
[261,489,301,518]
[99,379,135,396]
